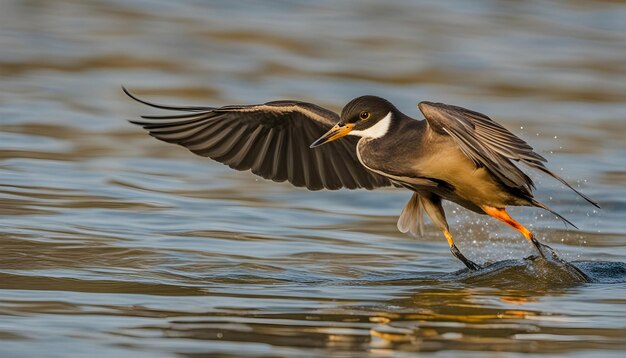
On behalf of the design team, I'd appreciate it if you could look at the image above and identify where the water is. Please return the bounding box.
[1,0,626,356]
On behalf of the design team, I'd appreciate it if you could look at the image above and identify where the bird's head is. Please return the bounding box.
[310,96,396,148]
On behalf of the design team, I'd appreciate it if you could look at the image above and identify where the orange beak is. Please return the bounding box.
[309,123,354,148]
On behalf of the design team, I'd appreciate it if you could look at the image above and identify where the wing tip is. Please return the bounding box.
[533,165,600,208]
[121,85,159,108]
[122,85,143,104]
[573,185,601,208]
[532,199,579,229]
[121,85,213,112]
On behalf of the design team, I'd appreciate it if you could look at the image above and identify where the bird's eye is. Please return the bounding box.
[359,111,370,120]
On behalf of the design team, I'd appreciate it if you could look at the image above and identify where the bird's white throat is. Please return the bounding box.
[349,111,392,139]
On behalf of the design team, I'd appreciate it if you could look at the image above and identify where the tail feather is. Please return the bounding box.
[531,199,578,229]
[397,192,424,237]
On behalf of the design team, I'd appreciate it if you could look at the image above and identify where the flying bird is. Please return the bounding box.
[124,87,599,270]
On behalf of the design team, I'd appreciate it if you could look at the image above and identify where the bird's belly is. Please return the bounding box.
[415,146,514,210]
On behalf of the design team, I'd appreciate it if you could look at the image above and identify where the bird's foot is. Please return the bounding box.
[451,245,482,271]
[462,258,482,271]
[524,254,539,261]
[524,245,592,282]
[530,239,564,261]
[531,237,548,259]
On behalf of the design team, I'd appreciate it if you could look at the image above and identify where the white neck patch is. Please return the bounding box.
[349,111,392,139]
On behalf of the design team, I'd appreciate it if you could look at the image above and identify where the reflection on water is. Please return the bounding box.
[1,0,626,356]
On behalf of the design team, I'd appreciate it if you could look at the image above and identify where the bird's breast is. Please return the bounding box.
[355,135,431,188]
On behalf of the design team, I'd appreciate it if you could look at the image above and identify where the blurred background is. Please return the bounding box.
[1,0,625,357]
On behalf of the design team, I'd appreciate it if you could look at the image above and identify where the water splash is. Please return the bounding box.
[451,244,626,289]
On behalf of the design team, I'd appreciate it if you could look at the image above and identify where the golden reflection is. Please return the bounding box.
[501,295,539,305]
[370,326,413,342]
[369,316,391,324]
[359,282,593,352]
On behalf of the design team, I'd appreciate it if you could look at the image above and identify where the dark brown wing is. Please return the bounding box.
[124,87,392,190]
[418,101,598,207]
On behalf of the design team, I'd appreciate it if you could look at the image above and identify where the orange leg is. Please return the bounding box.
[482,206,545,257]
[443,230,454,247]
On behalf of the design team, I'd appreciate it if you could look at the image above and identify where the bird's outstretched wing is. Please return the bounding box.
[124,87,392,190]
[418,101,599,207]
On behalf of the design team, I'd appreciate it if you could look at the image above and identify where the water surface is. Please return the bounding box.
[1,0,626,356]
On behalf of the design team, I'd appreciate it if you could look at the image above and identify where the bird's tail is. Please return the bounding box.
[397,192,425,237]
[531,199,578,229]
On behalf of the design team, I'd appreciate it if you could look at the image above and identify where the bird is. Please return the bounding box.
[123,87,599,270]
